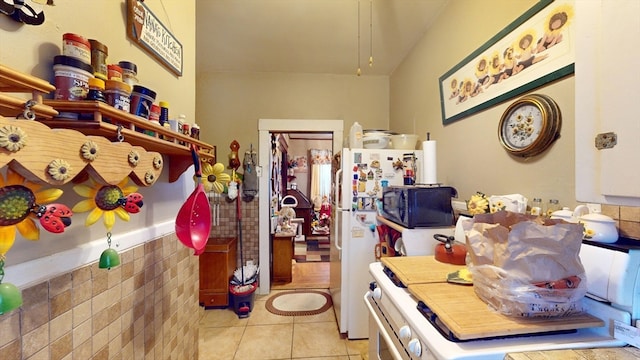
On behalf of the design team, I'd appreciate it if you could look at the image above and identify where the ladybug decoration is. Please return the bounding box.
[33,204,73,233]
[0,184,73,235]
[118,193,144,214]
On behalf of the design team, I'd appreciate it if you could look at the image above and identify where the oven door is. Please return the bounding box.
[365,291,411,360]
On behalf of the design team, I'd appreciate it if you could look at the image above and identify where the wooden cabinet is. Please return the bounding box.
[575,0,640,206]
[272,229,295,283]
[199,237,237,308]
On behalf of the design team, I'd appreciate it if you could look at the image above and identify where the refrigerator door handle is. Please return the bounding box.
[334,168,343,211]
[333,169,343,251]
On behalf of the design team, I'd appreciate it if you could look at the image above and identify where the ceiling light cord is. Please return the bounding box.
[357,0,361,76]
[369,0,373,67]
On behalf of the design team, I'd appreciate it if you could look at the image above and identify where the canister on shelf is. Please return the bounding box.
[190,123,200,140]
[129,85,156,119]
[119,61,138,86]
[62,33,91,65]
[86,77,106,103]
[88,39,108,80]
[53,55,94,101]
[147,103,161,136]
[107,64,123,82]
[159,101,169,126]
[104,80,131,112]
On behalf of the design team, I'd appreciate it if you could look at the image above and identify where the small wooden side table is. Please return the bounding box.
[272,225,297,283]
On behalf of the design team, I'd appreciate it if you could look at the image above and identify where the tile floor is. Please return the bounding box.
[199,289,368,359]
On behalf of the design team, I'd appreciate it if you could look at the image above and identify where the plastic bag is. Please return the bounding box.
[464,211,587,317]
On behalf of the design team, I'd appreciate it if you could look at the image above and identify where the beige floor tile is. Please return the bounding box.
[292,321,348,358]
[199,326,245,360]
[293,306,336,324]
[234,324,293,359]
[346,339,369,356]
[200,308,250,328]
[297,357,351,360]
[247,300,294,326]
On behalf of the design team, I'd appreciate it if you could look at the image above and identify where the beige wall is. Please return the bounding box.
[196,72,388,156]
[390,0,579,207]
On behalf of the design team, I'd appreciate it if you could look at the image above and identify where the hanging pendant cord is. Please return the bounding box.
[369,0,373,67]
[357,0,361,76]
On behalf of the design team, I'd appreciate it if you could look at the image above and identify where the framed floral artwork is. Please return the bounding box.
[439,0,575,125]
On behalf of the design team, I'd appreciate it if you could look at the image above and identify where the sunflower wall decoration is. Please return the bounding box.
[0,169,72,254]
[72,177,143,231]
[199,162,231,194]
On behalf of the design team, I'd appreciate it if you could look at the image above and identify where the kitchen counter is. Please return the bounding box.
[505,346,640,359]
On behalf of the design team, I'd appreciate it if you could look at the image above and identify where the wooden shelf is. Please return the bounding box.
[0,63,216,184]
[0,64,58,119]
[40,100,216,183]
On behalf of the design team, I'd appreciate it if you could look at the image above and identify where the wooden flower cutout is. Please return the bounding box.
[0,125,27,152]
[152,155,163,169]
[47,159,72,181]
[80,141,99,161]
[144,171,155,185]
[128,150,140,166]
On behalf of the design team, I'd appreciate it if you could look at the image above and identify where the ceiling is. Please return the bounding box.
[196,0,448,76]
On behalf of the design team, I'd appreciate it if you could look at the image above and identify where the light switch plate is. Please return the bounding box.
[452,200,467,212]
[587,203,602,213]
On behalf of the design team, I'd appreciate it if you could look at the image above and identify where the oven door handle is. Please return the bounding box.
[364,292,406,360]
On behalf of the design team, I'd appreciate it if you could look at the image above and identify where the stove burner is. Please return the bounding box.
[382,266,406,288]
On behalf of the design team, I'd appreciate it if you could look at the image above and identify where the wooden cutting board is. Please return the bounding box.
[380,256,465,286]
[408,283,605,341]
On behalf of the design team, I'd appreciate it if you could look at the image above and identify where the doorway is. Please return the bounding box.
[258,119,344,294]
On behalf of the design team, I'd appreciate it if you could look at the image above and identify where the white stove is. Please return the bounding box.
[365,239,640,359]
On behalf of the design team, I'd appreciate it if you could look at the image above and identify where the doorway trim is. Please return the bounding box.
[258,119,344,294]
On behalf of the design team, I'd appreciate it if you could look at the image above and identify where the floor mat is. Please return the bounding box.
[293,236,330,263]
[265,289,333,316]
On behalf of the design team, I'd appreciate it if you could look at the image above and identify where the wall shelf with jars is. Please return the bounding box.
[0,63,215,185]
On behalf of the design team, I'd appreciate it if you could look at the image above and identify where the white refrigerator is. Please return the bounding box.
[330,148,423,339]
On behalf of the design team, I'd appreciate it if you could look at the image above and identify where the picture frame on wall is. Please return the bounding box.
[439,0,575,125]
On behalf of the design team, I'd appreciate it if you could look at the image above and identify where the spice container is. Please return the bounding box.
[104,80,131,112]
[88,39,108,80]
[119,61,138,87]
[129,85,156,119]
[159,101,169,126]
[86,77,106,103]
[191,123,200,140]
[146,103,161,136]
[62,33,91,65]
[53,55,94,101]
[107,64,123,82]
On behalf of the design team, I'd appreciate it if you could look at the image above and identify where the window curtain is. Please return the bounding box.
[309,149,332,207]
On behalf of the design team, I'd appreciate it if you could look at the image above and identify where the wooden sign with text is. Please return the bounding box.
[126,0,183,76]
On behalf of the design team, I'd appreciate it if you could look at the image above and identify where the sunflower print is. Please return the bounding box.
[72,177,143,231]
[0,169,65,255]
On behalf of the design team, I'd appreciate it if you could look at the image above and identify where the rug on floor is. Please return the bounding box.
[293,236,330,263]
[265,290,333,316]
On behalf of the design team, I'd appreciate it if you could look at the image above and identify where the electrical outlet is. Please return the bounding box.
[246,260,254,267]
[451,200,467,212]
[256,166,262,177]
[587,203,601,213]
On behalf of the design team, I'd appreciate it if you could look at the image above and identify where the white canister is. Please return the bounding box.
[53,55,94,101]
[349,121,363,148]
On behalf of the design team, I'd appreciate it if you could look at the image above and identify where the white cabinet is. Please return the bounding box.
[575,0,640,206]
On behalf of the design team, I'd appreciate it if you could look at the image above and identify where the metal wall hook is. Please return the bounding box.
[116,124,125,142]
[19,99,37,120]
